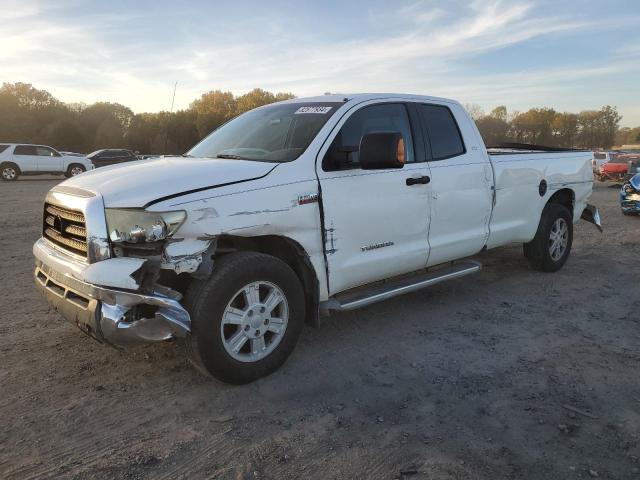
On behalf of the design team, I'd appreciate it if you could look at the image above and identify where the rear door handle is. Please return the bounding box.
[406,175,430,186]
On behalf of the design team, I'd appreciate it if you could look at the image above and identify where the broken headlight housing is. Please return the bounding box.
[106,209,186,243]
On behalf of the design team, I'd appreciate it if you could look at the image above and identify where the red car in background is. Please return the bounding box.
[598,154,640,182]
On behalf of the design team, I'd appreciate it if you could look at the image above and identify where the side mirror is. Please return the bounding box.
[359,132,406,170]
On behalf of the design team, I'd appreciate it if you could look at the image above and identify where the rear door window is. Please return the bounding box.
[417,104,466,160]
[0,145,9,154]
[14,145,38,155]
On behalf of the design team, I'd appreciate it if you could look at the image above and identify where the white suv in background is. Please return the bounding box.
[0,144,94,181]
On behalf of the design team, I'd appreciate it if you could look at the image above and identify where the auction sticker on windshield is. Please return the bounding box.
[295,106,333,114]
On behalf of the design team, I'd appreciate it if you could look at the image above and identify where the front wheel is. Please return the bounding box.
[1,163,20,181]
[65,164,86,177]
[523,203,573,272]
[181,251,305,384]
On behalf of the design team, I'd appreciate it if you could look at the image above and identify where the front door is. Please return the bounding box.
[317,102,432,295]
[35,146,63,172]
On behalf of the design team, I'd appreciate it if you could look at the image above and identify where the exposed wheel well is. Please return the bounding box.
[214,235,320,327]
[547,188,575,218]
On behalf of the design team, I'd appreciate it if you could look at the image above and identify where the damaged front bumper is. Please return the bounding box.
[621,194,640,214]
[33,238,190,348]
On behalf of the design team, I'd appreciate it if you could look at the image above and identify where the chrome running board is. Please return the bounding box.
[321,260,482,313]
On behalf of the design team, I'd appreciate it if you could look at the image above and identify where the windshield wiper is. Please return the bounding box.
[215,154,244,160]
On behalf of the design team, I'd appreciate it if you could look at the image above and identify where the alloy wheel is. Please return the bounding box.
[220,281,289,363]
[2,167,16,180]
[548,217,569,261]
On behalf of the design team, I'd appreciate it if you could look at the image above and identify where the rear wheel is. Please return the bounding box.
[181,251,305,384]
[1,163,20,181]
[65,164,86,177]
[524,203,573,272]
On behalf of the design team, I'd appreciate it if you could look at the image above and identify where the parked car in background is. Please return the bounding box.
[620,173,640,215]
[0,144,93,181]
[598,154,640,182]
[87,149,138,168]
[591,151,616,173]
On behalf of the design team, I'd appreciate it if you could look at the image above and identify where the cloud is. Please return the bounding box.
[1,0,638,124]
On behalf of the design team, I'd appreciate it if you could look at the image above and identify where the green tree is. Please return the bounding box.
[235,88,294,114]
[475,116,510,146]
[577,106,621,149]
[551,112,578,147]
[489,106,508,122]
[510,108,557,145]
[189,90,236,138]
[79,102,133,150]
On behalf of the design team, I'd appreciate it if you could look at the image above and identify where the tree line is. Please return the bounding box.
[0,82,633,155]
[0,83,295,155]
[465,104,626,149]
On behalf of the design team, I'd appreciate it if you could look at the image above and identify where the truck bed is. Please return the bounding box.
[486,148,594,248]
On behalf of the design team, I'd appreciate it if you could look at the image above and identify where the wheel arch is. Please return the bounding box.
[546,188,575,218]
[1,161,21,174]
[67,162,86,171]
[214,234,321,327]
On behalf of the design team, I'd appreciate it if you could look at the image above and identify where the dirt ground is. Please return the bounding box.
[0,177,638,480]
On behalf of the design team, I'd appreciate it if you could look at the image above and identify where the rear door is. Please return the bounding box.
[415,102,493,266]
[35,146,63,172]
[316,101,432,294]
[12,145,39,172]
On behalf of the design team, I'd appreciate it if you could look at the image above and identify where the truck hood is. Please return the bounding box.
[59,156,278,208]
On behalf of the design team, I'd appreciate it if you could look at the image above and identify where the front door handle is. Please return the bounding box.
[406,175,430,186]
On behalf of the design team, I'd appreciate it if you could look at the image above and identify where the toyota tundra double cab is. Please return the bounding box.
[33,94,601,384]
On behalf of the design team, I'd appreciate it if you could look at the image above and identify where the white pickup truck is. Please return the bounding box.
[33,94,601,384]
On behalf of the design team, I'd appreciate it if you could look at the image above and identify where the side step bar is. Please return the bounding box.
[321,260,482,313]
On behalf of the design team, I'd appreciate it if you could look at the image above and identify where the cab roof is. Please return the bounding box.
[279,93,459,106]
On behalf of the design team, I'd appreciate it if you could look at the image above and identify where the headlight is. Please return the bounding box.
[106,209,186,243]
[623,184,635,194]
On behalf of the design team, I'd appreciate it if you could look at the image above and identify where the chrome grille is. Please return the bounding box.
[43,203,88,257]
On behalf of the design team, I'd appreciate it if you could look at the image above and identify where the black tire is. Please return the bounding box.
[1,162,20,181]
[65,164,86,178]
[181,251,305,384]
[523,203,573,272]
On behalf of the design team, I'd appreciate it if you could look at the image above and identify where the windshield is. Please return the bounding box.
[594,153,606,160]
[187,102,343,162]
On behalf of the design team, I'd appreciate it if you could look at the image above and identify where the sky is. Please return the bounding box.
[2,0,639,126]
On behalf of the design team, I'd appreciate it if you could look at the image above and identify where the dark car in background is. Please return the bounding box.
[87,149,138,168]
